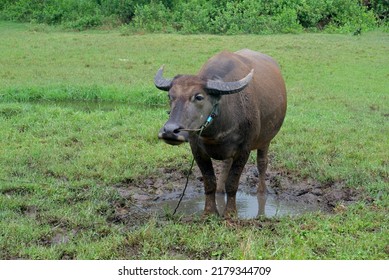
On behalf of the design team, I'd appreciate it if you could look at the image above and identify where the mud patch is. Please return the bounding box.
[112,164,363,224]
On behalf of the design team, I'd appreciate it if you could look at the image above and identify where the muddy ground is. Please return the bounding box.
[111,163,364,227]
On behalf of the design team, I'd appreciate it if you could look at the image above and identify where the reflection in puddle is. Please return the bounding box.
[159,191,317,218]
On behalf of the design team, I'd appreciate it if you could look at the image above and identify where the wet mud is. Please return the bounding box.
[112,163,362,226]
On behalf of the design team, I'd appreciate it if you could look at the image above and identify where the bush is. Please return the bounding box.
[322,0,377,32]
[99,0,148,23]
[131,1,172,32]
[210,0,265,34]
[172,0,218,34]
[0,0,42,22]
[366,0,389,22]
[262,0,378,32]
[0,0,383,33]
[0,0,103,29]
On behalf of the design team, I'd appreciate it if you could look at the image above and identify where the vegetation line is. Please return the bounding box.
[0,0,387,33]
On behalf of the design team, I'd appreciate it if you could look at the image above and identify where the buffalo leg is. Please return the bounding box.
[257,144,269,195]
[215,158,233,193]
[257,192,267,217]
[198,158,218,215]
[224,151,250,217]
[191,146,218,215]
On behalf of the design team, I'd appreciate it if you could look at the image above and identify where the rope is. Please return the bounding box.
[172,155,196,216]
[172,125,205,216]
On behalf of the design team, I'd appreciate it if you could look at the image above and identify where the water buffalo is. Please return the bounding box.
[154,49,287,217]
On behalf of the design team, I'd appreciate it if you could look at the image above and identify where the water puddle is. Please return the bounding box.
[157,189,319,219]
[113,165,360,226]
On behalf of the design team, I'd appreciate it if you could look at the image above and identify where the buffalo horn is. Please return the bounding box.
[154,65,173,91]
[206,69,254,95]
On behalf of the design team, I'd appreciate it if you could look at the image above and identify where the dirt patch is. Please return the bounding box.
[111,164,364,226]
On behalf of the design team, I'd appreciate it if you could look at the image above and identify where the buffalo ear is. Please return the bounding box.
[205,69,254,95]
[154,65,173,91]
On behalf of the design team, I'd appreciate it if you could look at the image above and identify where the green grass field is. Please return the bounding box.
[0,22,388,259]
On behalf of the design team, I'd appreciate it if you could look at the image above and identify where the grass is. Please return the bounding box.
[0,22,388,259]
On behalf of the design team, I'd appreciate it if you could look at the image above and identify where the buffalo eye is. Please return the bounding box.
[194,93,204,101]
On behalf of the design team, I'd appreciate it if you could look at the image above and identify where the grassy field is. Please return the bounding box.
[0,22,388,259]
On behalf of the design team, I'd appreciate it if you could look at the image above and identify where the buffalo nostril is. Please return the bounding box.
[164,123,182,134]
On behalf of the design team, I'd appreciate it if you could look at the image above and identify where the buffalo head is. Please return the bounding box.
[154,66,253,145]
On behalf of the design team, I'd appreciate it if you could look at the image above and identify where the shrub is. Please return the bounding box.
[322,0,377,32]
[274,7,303,33]
[171,0,217,34]
[63,15,102,31]
[0,0,43,22]
[366,0,389,22]
[99,0,147,23]
[210,0,264,34]
[0,0,103,29]
[0,0,382,33]
[131,1,172,32]
[263,0,377,32]
[171,0,302,34]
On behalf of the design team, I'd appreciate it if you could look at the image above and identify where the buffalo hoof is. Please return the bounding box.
[202,208,219,218]
[223,209,238,219]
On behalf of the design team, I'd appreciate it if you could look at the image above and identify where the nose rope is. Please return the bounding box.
[172,103,219,216]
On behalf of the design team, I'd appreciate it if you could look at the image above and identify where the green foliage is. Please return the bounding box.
[209,0,272,34]
[132,1,172,32]
[128,0,379,34]
[323,0,377,33]
[0,0,103,30]
[99,0,148,23]
[0,0,384,33]
[368,0,389,22]
[171,0,219,34]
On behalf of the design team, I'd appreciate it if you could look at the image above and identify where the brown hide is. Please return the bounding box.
[196,49,286,157]
[155,49,287,217]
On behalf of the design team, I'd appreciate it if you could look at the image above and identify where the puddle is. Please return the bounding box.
[112,164,362,225]
[156,188,319,218]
